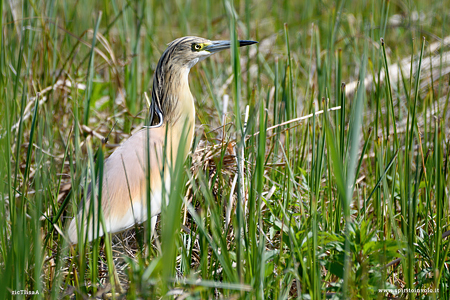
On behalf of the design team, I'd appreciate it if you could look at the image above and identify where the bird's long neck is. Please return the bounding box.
[150,66,195,160]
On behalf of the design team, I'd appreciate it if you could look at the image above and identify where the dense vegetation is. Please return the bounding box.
[0,0,449,298]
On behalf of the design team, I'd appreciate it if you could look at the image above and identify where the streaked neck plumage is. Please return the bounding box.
[150,61,195,160]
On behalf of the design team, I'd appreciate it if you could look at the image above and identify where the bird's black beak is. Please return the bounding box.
[238,40,258,47]
[204,40,258,53]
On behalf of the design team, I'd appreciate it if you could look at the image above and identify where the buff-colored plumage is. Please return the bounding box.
[68,36,257,244]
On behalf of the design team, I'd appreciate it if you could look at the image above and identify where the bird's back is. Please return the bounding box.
[68,127,168,244]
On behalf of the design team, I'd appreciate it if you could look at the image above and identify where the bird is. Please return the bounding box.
[68,36,257,244]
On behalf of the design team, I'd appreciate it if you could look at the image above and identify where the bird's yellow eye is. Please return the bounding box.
[193,43,202,51]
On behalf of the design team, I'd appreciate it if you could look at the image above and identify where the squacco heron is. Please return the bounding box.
[68,36,257,244]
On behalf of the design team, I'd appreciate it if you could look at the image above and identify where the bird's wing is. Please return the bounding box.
[68,127,167,244]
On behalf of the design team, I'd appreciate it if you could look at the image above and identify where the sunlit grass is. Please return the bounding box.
[0,0,449,299]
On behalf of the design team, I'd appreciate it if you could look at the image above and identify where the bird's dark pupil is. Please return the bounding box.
[195,44,201,50]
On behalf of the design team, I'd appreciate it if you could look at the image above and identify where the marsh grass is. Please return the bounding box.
[0,0,449,299]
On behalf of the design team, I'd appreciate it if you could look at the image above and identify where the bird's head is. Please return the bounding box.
[149,36,257,127]
[162,36,258,70]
